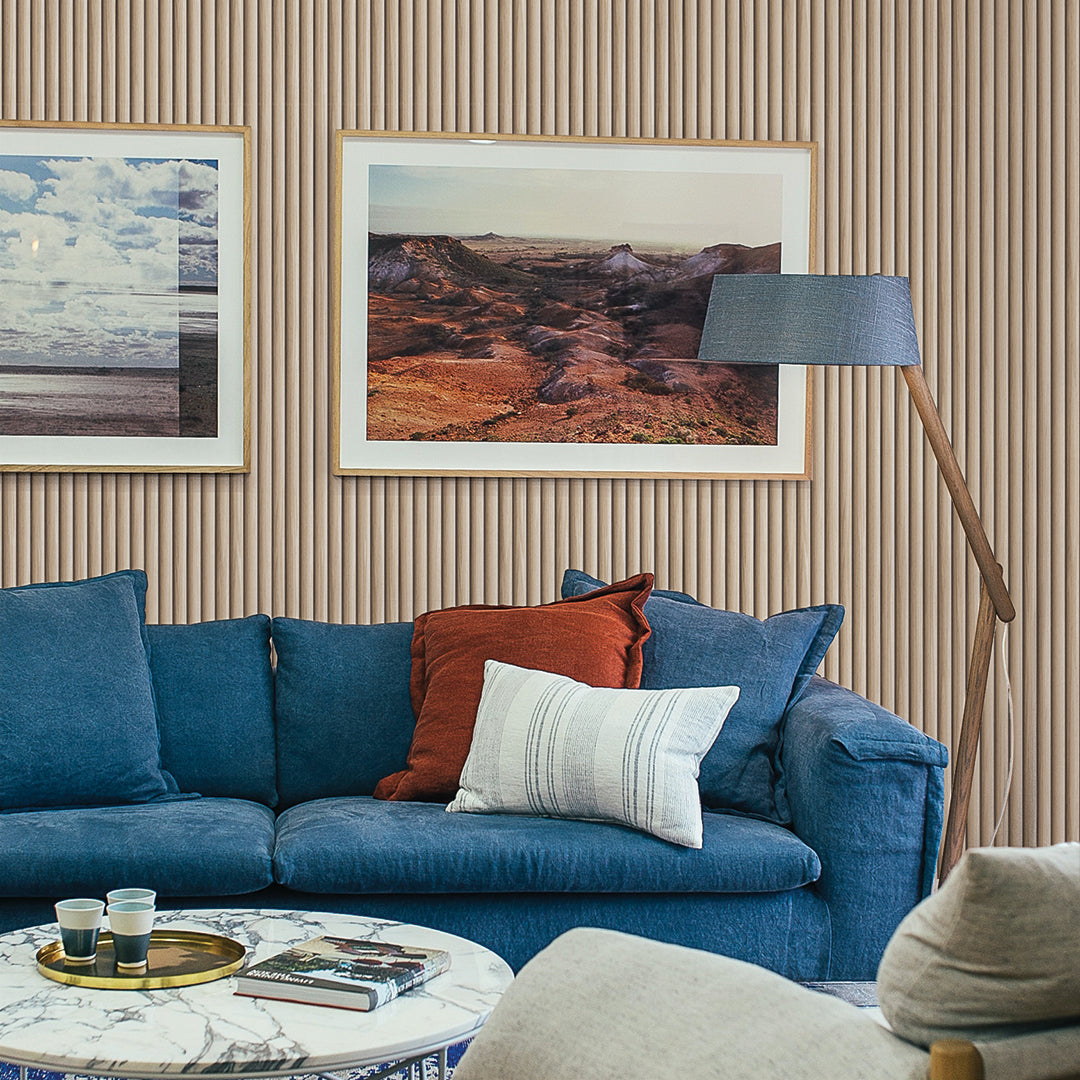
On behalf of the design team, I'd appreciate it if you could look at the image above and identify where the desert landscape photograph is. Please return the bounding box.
[363,162,785,448]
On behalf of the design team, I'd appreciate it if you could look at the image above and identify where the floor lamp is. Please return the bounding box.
[696,274,1016,882]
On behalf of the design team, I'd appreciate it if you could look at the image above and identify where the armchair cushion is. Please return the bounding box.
[453,928,928,1080]
[975,1027,1080,1080]
[878,842,1080,1046]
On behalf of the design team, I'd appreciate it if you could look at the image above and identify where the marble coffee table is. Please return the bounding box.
[0,908,513,1079]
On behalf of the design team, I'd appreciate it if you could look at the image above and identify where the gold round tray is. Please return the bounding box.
[36,929,247,989]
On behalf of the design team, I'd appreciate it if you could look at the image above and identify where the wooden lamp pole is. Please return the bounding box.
[900,365,1016,882]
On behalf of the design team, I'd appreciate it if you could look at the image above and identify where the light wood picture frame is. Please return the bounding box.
[334,131,815,479]
[0,121,250,472]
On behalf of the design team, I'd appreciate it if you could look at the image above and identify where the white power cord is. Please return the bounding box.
[988,624,1015,845]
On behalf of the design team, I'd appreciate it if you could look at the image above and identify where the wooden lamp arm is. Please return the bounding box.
[899,365,1016,882]
[901,365,1015,623]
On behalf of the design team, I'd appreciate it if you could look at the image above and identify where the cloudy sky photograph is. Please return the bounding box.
[0,154,219,368]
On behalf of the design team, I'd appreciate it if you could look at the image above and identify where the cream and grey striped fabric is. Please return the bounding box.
[447,660,739,848]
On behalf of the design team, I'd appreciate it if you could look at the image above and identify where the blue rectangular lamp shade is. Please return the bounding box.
[696,274,921,367]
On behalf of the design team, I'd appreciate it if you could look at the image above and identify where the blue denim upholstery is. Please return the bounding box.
[0,593,946,987]
[273,796,821,895]
[0,571,174,811]
[782,676,947,979]
[561,569,844,822]
[0,798,275,897]
[272,618,416,807]
[148,616,277,805]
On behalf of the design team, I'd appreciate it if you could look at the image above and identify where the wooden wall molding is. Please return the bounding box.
[0,1,1076,849]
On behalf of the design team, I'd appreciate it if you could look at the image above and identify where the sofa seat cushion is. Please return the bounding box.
[273,796,821,894]
[0,798,275,898]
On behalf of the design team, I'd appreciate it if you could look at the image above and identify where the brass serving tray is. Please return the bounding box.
[36,929,247,989]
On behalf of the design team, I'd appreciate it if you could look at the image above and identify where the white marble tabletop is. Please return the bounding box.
[0,908,513,1079]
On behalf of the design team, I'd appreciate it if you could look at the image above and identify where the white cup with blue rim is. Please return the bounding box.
[107,901,156,968]
[55,898,105,964]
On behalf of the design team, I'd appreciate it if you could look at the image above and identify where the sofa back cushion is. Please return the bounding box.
[147,616,276,805]
[272,617,416,808]
[0,571,175,811]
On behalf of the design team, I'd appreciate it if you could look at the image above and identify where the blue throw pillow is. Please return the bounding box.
[0,571,175,811]
[561,569,843,822]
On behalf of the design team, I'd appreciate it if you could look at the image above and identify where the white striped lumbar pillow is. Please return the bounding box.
[446,659,740,848]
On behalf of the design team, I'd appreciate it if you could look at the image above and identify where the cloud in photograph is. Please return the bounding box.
[178,159,219,287]
[369,164,783,251]
[0,168,37,203]
[178,159,219,226]
[0,154,218,367]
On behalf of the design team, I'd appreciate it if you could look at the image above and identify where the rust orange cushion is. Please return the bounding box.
[373,573,654,802]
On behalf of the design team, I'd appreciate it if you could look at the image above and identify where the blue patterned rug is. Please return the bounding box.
[0,1041,470,1080]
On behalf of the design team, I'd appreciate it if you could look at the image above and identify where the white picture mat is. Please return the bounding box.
[337,134,813,478]
[0,125,247,470]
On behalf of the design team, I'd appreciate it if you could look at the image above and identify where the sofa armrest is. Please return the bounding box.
[780,676,948,981]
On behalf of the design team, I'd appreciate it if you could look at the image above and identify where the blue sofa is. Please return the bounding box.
[0,600,947,980]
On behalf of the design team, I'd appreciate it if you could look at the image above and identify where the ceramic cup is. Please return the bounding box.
[55,898,105,964]
[107,900,156,968]
[106,887,157,907]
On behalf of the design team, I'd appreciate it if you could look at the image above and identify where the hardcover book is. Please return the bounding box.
[233,935,452,1011]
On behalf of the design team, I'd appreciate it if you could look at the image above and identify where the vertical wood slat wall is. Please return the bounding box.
[0,1,1076,850]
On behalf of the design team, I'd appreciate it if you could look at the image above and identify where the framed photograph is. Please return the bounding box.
[334,132,815,478]
[0,121,249,472]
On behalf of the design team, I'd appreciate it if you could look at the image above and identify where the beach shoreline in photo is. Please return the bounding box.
[0,367,180,437]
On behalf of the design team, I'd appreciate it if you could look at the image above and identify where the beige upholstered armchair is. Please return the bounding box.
[454,845,1080,1080]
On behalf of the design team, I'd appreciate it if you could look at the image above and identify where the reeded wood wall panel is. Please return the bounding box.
[1,1,1076,850]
